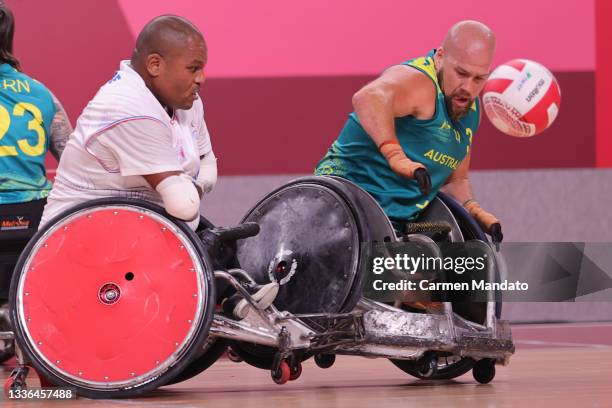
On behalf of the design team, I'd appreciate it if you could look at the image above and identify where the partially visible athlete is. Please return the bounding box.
[0,2,72,320]
[0,1,72,238]
[315,20,503,245]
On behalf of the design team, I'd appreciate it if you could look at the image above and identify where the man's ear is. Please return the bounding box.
[146,53,163,77]
[434,47,445,67]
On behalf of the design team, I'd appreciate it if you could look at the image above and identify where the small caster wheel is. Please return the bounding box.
[289,361,302,381]
[227,347,243,363]
[4,377,26,398]
[4,366,29,397]
[314,353,335,369]
[417,352,437,378]
[473,359,496,384]
[271,360,291,385]
[5,376,26,394]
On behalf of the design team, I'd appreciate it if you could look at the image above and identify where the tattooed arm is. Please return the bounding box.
[48,91,73,160]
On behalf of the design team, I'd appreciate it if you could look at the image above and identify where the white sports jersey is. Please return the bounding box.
[41,60,213,225]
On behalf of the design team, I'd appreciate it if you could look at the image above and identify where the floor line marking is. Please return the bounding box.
[514,339,612,348]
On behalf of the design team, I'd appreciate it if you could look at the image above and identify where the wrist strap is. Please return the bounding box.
[462,198,478,208]
[378,139,400,150]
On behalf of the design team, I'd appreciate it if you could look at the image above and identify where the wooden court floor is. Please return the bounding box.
[2,323,611,407]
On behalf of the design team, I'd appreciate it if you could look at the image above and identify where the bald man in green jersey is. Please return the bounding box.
[316,20,503,245]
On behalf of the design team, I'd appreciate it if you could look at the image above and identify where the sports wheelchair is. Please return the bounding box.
[1,176,514,398]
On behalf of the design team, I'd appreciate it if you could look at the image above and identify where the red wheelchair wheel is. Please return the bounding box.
[9,198,216,398]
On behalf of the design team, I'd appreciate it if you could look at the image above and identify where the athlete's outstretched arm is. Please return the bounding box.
[48,91,73,160]
[352,65,436,194]
[442,152,503,246]
[352,65,433,145]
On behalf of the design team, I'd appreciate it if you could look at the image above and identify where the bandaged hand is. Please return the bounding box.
[195,151,217,196]
[464,200,503,249]
[379,141,431,195]
[155,173,200,226]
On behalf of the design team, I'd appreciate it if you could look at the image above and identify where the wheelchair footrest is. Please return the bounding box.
[359,310,513,358]
[363,310,453,345]
[455,335,515,357]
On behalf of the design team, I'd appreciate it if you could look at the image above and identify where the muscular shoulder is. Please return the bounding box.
[373,65,437,119]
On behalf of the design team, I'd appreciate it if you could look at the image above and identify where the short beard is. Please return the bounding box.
[445,95,470,121]
[437,69,472,121]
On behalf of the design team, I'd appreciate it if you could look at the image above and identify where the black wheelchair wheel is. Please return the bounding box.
[390,355,474,380]
[0,304,14,364]
[436,192,502,320]
[231,176,395,369]
[227,342,283,370]
[391,192,501,381]
[164,337,228,385]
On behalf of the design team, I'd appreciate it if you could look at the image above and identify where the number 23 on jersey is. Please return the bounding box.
[0,102,46,157]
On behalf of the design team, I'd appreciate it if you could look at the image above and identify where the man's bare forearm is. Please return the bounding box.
[440,176,474,205]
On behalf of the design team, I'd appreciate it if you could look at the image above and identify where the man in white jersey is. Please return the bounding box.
[41,16,214,229]
[42,15,277,319]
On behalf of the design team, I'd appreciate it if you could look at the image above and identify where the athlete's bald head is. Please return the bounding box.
[441,20,495,69]
[131,15,206,67]
[434,20,496,120]
[130,15,207,111]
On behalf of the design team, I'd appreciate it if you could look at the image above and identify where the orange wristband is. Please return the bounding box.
[378,139,400,150]
[379,142,425,179]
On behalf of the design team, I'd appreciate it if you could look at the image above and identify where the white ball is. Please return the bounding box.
[482,59,561,137]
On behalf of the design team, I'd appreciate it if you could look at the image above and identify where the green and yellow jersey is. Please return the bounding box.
[315,50,480,227]
[0,63,56,204]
